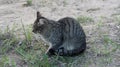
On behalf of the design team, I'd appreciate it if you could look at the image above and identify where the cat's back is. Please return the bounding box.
[58,17,86,39]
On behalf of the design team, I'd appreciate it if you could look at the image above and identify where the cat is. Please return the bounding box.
[32,11,86,56]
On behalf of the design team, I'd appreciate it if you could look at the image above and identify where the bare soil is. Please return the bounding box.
[0,0,120,67]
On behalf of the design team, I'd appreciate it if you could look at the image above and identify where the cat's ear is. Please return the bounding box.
[37,11,41,18]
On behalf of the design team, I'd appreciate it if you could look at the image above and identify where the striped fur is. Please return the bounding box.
[32,11,86,56]
[57,17,86,56]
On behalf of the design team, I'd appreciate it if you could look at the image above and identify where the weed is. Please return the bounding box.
[92,35,117,55]
[103,35,118,52]
[0,25,18,54]
[15,43,53,67]
[0,18,119,67]
[21,22,32,45]
[26,0,32,6]
[77,16,94,24]
[63,0,67,6]
[0,55,17,67]
[96,19,104,28]
[9,22,53,67]
[97,56,113,67]
[115,15,120,24]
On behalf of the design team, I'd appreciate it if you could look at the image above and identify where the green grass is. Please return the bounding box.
[63,0,67,6]
[0,23,53,67]
[0,23,85,67]
[0,25,18,67]
[0,23,72,67]
[0,25,18,54]
[26,0,32,6]
[115,15,120,24]
[96,19,104,29]
[77,16,94,24]
[0,55,16,67]
[91,35,118,55]
[0,20,119,67]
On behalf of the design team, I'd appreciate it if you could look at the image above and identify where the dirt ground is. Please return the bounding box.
[0,0,120,67]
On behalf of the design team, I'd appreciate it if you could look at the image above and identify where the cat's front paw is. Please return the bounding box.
[46,48,55,56]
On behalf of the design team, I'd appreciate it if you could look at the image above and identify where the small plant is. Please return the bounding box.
[15,42,53,67]
[63,0,67,6]
[21,22,32,45]
[92,35,117,55]
[115,15,120,25]
[77,16,94,24]
[96,20,104,28]
[0,25,18,54]
[26,0,32,6]
[0,55,17,67]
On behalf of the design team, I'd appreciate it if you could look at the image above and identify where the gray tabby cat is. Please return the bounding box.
[32,11,86,56]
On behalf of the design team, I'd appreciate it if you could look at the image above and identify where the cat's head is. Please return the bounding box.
[32,11,49,34]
